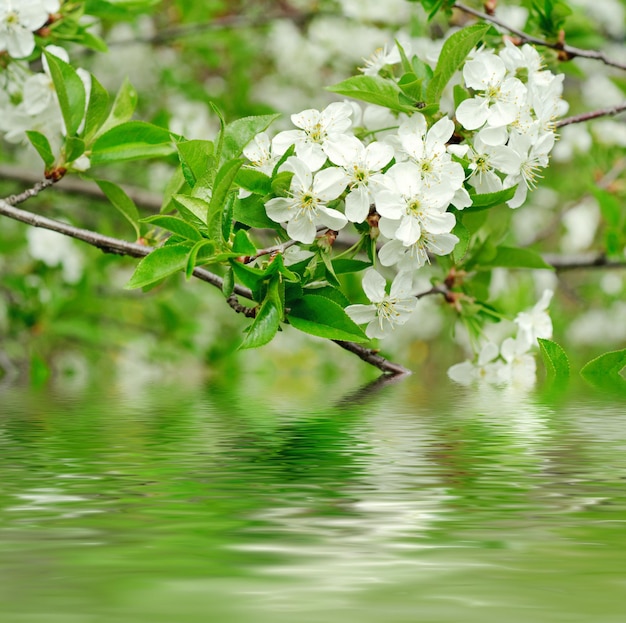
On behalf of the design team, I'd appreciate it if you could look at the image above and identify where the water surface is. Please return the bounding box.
[1,375,625,622]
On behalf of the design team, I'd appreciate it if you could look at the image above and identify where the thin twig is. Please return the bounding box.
[4,177,54,205]
[106,9,328,47]
[556,103,626,128]
[0,190,410,376]
[543,253,626,270]
[332,340,412,376]
[243,238,300,263]
[0,197,252,295]
[453,1,626,71]
[0,164,163,211]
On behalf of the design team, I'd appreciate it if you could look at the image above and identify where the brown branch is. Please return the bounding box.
[0,164,163,212]
[332,341,411,376]
[543,252,626,271]
[106,9,332,47]
[0,187,411,377]
[556,103,626,128]
[453,1,626,71]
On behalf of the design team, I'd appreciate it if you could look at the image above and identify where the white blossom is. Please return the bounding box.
[272,102,354,171]
[374,162,456,247]
[514,289,553,348]
[456,50,527,131]
[324,135,393,222]
[0,0,59,58]
[264,156,348,244]
[346,269,417,338]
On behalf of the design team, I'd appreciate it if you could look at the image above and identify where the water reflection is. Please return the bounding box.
[0,376,625,622]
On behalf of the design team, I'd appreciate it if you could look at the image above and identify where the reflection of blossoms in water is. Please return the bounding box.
[448,290,553,388]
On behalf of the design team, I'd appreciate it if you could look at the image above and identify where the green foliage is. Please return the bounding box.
[239,275,283,349]
[538,338,570,380]
[581,349,626,389]
[327,76,416,113]
[96,180,142,238]
[43,50,86,137]
[288,295,369,343]
[26,131,55,169]
[426,24,491,104]
[91,121,175,165]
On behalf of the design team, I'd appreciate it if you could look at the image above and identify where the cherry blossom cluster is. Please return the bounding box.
[242,41,566,341]
[452,41,569,208]
[0,45,90,168]
[0,0,59,59]
[447,290,554,387]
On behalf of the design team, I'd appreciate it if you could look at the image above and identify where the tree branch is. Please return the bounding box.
[0,189,410,377]
[0,164,163,212]
[556,103,626,128]
[453,1,626,71]
[543,252,626,270]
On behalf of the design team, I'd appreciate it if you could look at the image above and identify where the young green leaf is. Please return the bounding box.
[97,77,137,137]
[538,338,570,380]
[236,168,272,195]
[239,275,283,349]
[581,349,626,383]
[141,215,202,241]
[465,186,517,211]
[91,121,174,165]
[96,179,141,239]
[232,229,257,255]
[426,23,491,104]
[126,243,192,289]
[43,50,87,137]
[221,113,281,162]
[172,195,211,224]
[233,195,278,230]
[477,246,553,270]
[177,140,215,188]
[327,75,415,113]
[185,239,215,279]
[25,131,55,169]
[83,74,110,143]
[288,295,369,342]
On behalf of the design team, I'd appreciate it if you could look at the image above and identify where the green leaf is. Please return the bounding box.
[232,229,257,255]
[478,246,553,270]
[426,23,491,104]
[91,121,174,165]
[96,179,141,239]
[234,195,277,229]
[288,295,369,342]
[43,50,86,137]
[303,285,350,308]
[185,239,214,279]
[581,349,626,383]
[332,259,371,275]
[327,75,415,113]
[538,338,570,380]
[25,131,55,169]
[236,168,272,195]
[83,74,110,143]
[64,137,86,163]
[239,275,283,349]
[452,219,470,263]
[177,140,215,188]
[230,260,266,298]
[141,215,202,241]
[96,77,137,137]
[126,243,191,289]
[172,194,210,224]
[271,170,294,197]
[466,186,517,211]
[208,158,244,240]
[221,113,281,162]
